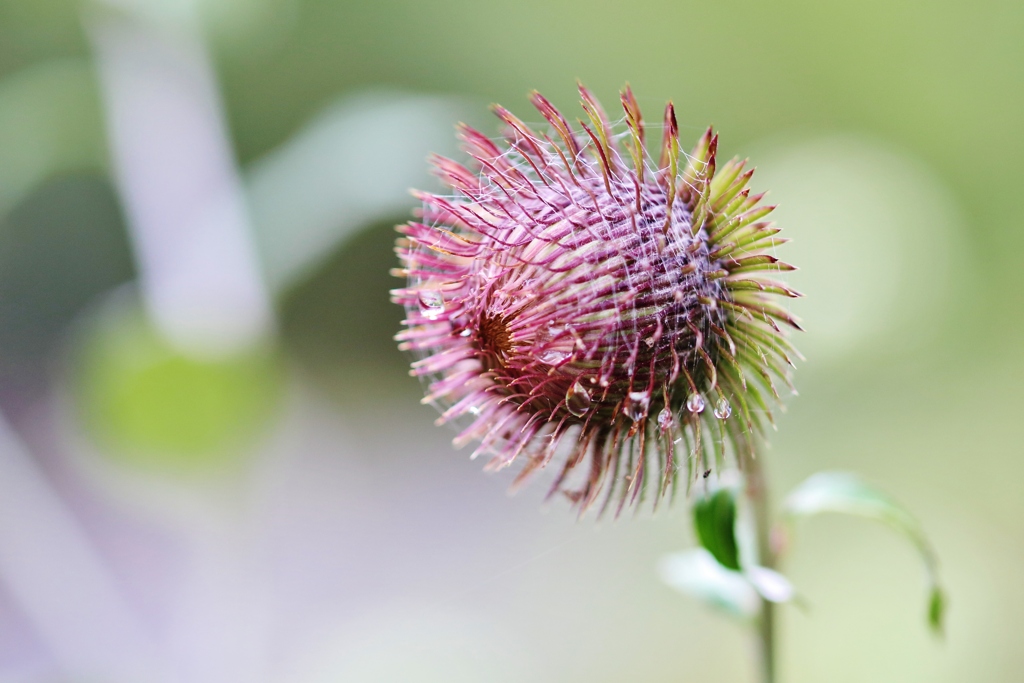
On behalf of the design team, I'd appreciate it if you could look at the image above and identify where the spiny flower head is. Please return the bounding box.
[392,84,801,513]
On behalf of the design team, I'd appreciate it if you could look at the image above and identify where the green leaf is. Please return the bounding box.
[693,487,741,570]
[781,471,945,636]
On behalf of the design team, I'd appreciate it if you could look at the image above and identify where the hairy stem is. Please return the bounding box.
[743,450,776,683]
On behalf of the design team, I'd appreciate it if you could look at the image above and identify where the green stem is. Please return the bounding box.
[743,450,776,683]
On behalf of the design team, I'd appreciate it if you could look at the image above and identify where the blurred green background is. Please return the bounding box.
[0,0,1021,681]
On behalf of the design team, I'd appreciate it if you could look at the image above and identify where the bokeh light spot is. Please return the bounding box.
[751,134,964,364]
[72,292,284,473]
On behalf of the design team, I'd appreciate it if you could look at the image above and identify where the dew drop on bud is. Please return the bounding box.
[657,408,674,433]
[566,381,592,417]
[626,391,650,421]
[538,322,572,364]
[538,322,564,343]
[540,349,570,365]
[686,393,705,413]
[417,290,445,319]
[713,397,732,419]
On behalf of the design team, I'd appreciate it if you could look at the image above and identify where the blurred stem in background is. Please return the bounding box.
[87,3,274,359]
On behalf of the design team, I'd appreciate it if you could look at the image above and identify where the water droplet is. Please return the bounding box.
[539,322,564,343]
[539,349,570,365]
[537,322,576,364]
[626,391,650,421]
[417,290,445,319]
[686,393,705,413]
[566,381,592,417]
[657,408,674,432]
[713,397,732,419]
[459,329,471,337]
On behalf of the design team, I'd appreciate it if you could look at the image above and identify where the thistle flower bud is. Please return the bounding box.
[392,84,801,513]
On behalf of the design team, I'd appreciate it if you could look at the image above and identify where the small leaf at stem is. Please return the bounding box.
[746,565,795,604]
[659,549,759,619]
[780,471,946,636]
[693,487,741,570]
[660,550,796,621]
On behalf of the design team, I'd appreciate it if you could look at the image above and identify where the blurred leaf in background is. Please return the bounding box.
[0,58,106,216]
[0,174,133,380]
